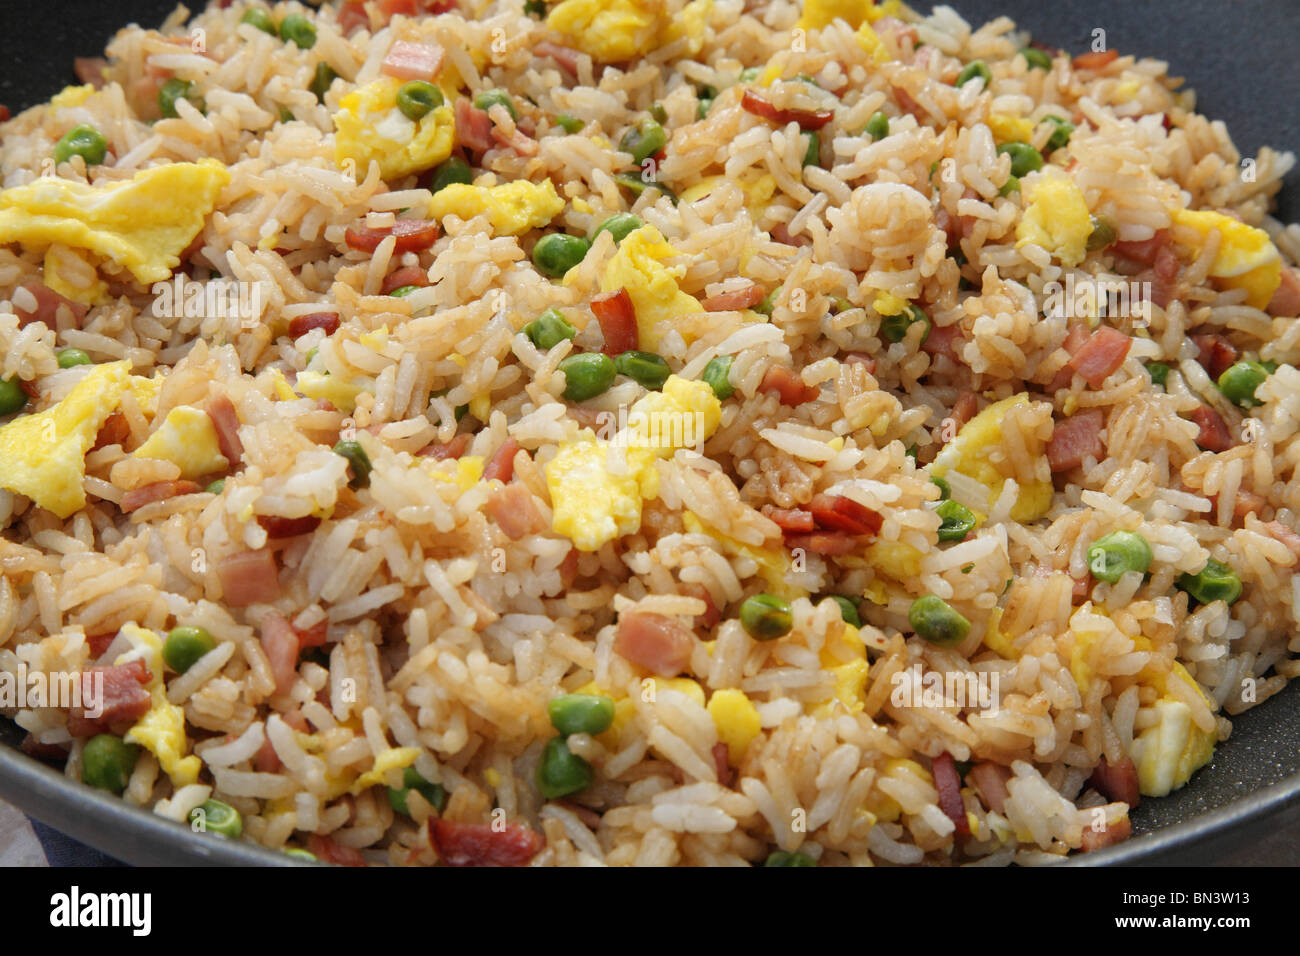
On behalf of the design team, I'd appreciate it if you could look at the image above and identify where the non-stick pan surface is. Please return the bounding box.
[0,0,1296,865]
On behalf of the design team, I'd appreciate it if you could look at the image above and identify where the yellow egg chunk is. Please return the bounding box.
[620,375,722,457]
[127,689,202,787]
[929,393,1053,522]
[1015,173,1093,267]
[707,689,761,763]
[350,746,421,794]
[0,361,132,518]
[1129,698,1216,797]
[594,226,703,349]
[132,405,228,479]
[547,0,712,61]
[426,179,564,236]
[546,436,657,551]
[333,77,455,181]
[799,0,899,30]
[0,160,229,288]
[988,113,1035,144]
[128,375,164,418]
[295,370,364,414]
[1170,208,1282,309]
[50,84,96,108]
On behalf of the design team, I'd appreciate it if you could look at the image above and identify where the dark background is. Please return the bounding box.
[0,0,1296,864]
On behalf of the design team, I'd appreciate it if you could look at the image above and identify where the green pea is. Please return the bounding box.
[279,13,316,49]
[162,625,217,674]
[190,798,242,838]
[697,97,715,120]
[240,7,277,34]
[158,78,203,119]
[1086,215,1116,251]
[523,308,577,350]
[206,478,226,495]
[739,66,761,83]
[283,848,318,862]
[649,102,668,124]
[905,443,919,460]
[0,378,28,417]
[1086,530,1152,583]
[740,593,793,641]
[999,175,1021,197]
[278,105,295,124]
[559,352,616,402]
[536,736,593,799]
[764,850,816,866]
[756,284,781,316]
[1146,361,1170,389]
[388,285,420,297]
[802,130,820,167]
[880,304,930,344]
[426,156,473,193]
[1217,360,1270,409]
[864,110,890,141]
[81,734,139,795]
[1177,558,1242,606]
[524,0,548,15]
[310,62,338,104]
[955,60,992,88]
[593,213,643,245]
[908,595,970,648]
[333,438,372,489]
[387,766,448,815]
[556,113,583,134]
[473,88,517,121]
[532,233,590,278]
[825,595,861,628]
[619,119,668,164]
[702,355,735,400]
[548,693,615,736]
[935,499,976,542]
[1020,47,1052,70]
[614,172,677,204]
[52,124,107,167]
[614,350,670,390]
[396,80,444,121]
[997,141,1043,178]
[931,476,951,500]
[1043,115,1074,152]
[56,348,92,369]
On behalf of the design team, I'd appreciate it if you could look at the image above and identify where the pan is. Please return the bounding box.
[0,0,1296,866]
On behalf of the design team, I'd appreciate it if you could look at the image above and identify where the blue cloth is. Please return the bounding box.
[31,818,124,867]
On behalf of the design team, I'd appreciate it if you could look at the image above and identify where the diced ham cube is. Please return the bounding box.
[307,833,367,867]
[1069,326,1131,388]
[1188,404,1234,452]
[206,393,243,467]
[121,480,202,513]
[759,365,819,406]
[968,761,1010,815]
[217,549,281,606]
[783,531,859,555]
[1079,815,1132,852]
[428,818,544,867]
[1072,49,1119,71]
[1047,408,1104,472]
[1191,333,1239,380]
[590,288,639,356]
[1265,520,1300,561]
[345,219,440,254]
[807,494,883,536]
[921,323,964,364]
[256,515,322,539]
[380,41,445,82]
[701,283,766,312]
[931,752,971,838]
[761,505,815,533]
[614,612,695,677]
[482,438,520,483]
[287,312,341,338]
[455,97,494,152]
[419,433,471,460]
[14,281,88,328]
[260,612,300,696]
[66,659,152,737]
[485,481,544,540]
[381,265,431,295]
[1267,266,1300,318]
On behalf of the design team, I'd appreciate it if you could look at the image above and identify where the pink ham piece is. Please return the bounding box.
[455,97,494,152]
[614,612,695,677]
[66,660,152,737]
[534,40,581,77]
[428,818,544,867]
[307,833,367,867]
[1047,408,1104,472]
[380,41,445,81]
[256,514,322,539]
[740,89,834,130]
[1079,815,1132,852]
[482,438,520,483]
[345,219,440,254]
[931,752,971,838]
[784,531,859,555]
[1191,332,1239,380]
[761,505,815,533]
[485,481,545,540]
[701,282,766,312]
[1265,520,1300,561]
[1268,266,1300,317]
[14,281,88,328]
[1188,404,1234,452]
[381,265,431,295]
[420,433,471,460]
[1069,326,1131,388]
[206,394,243,467]
[260,611,299,695]
[217,549,281,606]
[1088,755,1141,807]
[491,124,540,156]
[759,365,819,406]
[807,494,883,536]
[590,288,638,356]
[120,480,202,513]
[287,312,341,338]
[968,761,1011,815]
[921,322,964,364]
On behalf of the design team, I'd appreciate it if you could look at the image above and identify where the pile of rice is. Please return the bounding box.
[0,0,1298,866]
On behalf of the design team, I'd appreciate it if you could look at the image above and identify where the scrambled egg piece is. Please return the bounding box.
[350,746,421,794]
[799,0,899,29]
[333,77,455,181]
[50,84,96,109]
[863,757,930,823]
[707,689,761,763]
[873,290,908,316]
[678,172,776,215]
[117,624,201,788]
[0,160,229,299]
[987,113,1035,144]
[547,375,722,550]
[594,225,704,349]
[133,405,228,479]
[1015,173,1092,268]
[683,511,803,599]
[866,539,924,581]
[1170,208,1282,309]
[427,179,564,236]
[430,455,484,492]
[0,361,132,518]
[929,393,1053,522]
[547,0,711,61]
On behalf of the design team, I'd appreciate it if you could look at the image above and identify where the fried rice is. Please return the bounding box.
[0,0,1298,866]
